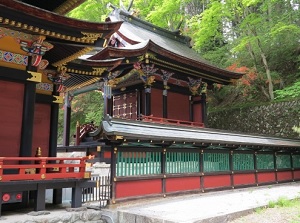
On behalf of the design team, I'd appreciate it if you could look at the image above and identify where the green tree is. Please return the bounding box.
[57,91,104,145]
[187,0,300,102]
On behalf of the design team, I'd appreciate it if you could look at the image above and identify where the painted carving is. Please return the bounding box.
[0,50,28,65]
[188,77,202,95]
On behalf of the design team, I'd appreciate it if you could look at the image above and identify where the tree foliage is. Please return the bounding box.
[57,91,104,145]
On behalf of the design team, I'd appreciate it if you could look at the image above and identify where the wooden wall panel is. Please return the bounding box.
[233,173,256,185]
[257,172,276,183]
[203,175,231,189]
[115,179,162,198]
[167,92,189,120]
[32,103,51,157]
[277,171,293,182]
[293,170,300,180]
[113,92,137,119]
[151,88,162,117]
[193,104,202,123]
[166,177,200,192]
[0,80,24,157]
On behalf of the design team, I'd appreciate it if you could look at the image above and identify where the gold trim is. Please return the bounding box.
[84,172,91,179]
[27,71,42,82]
[138,52,231,83]
[54,0,83,15]
[115,135,124,140]
[0,17,100,44]
[53,95,63,104]
[52,47,93,67]
[81,32,103,42]
[150,59,228,84]
[57,66,107,76]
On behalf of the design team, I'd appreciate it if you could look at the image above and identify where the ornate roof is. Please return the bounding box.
[0,0,123,91]
[88,8,243,87]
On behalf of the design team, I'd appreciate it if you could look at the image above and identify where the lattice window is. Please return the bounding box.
[113,92,137,119]
[276,154,291,169]
[166,152,200,174]
[116,151,161,176]
[203,153,230,172]
[233,153,254,170]
[256,154,274,170]
[292,155,300,168]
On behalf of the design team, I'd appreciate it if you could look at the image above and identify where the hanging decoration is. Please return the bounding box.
[161,69,173,96]
[134,62,157,86]
[19,35,53,67]
[188,77,202,95]
[103,79,112,99]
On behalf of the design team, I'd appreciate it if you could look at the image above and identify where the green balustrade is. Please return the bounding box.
[292,155,300,168]
[233,153,254,170]
[256,154,274,170]
[116,151,161,176]
[203,153,229,172]
[276,154,291,169]
[166,152,200,174]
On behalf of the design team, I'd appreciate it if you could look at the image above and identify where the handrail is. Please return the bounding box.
[0,156,93,182]
[139,115,204,128]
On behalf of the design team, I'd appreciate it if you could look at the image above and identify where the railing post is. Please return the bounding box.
[75,121,80,146]
[0,158,3,181]
[35,147,42,174]
[161,147,166,197]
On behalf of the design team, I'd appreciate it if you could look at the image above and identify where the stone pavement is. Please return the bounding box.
[1,182,300,223]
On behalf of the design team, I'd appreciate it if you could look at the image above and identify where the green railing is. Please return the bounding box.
[256,154,274,170]
[292,155,300,168]
[116,151,161,176]
[276,154,291,169]
[233,153,254,170]
[203,153,229,172]
[166,152,200,173]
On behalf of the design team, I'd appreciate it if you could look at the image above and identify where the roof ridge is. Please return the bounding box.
[117,9,191,47]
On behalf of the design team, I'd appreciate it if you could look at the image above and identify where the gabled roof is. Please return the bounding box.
[88,8,243,86]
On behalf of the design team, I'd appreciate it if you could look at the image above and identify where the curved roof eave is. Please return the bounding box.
[0,0,123,41]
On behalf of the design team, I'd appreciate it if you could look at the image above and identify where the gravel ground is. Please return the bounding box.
[231,205,300,223]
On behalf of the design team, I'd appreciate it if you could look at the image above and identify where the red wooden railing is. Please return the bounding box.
[140,115,204,127]
[0,156,93,182]
[75,122,97,145]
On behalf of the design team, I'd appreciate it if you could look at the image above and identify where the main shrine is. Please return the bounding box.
[1,0,300,214]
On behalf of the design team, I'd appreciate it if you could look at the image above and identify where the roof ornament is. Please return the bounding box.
[161,70,174,89]
[188,77,202,96]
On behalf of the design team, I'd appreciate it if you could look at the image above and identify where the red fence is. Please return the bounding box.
[0,156,92,182]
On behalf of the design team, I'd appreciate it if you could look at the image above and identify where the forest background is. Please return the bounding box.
[58,0,300,144]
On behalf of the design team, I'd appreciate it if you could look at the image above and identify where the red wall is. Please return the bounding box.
[277,171,293,182]
[166,177,200,192]
[167,91,189,120]
[193,104,202,123]
[203,175,231,189]
[0,80,24,157]
[257,172,276,183]
[32,103,51,156]
[116,179,162,198]
[151,88,162,117]
[294,170,300,180]
[233,173,256,185]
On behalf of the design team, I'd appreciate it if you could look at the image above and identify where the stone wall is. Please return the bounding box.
[207,100,300,138]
